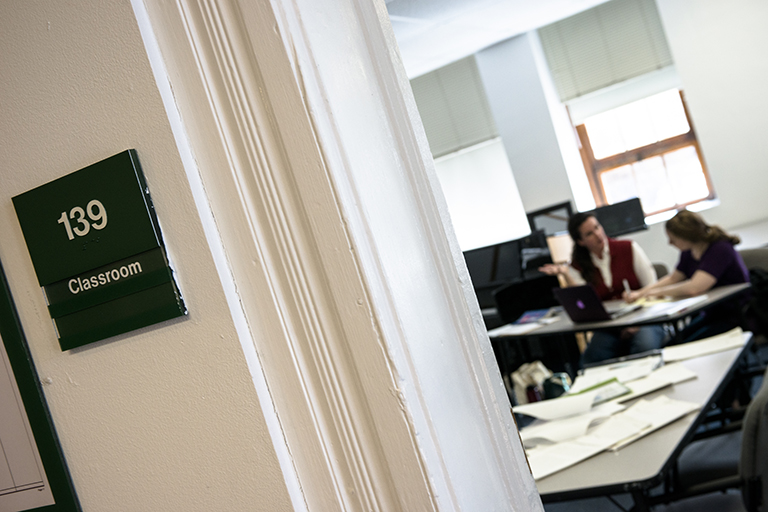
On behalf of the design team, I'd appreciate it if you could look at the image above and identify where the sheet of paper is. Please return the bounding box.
[520,402,625,447]
[617,363,697,403]
[581,413,651,447]
[527,440,606,480]
[663,328,747,362]
[617,375,672,402]
[661,295,710,315]
[513,390,595,420]
[569,355,662,394]
[591,380,632,404]
[636,296,707,319]
[610,396,700,450]
[527,412,649,480]
[649,362,698,385]
[487,322,543,337]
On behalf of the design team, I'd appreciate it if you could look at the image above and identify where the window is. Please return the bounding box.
[575,89,714,216]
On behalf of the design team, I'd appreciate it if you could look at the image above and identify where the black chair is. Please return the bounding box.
[492,274,560,325]
[650,366,768,511]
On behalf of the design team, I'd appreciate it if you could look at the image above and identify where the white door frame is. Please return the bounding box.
[134,0,541,509]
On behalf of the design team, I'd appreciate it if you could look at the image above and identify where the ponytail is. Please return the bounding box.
[568,212,599,285]
[666,210,740,245]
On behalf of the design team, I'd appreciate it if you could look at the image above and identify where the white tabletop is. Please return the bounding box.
[534,333,751,501]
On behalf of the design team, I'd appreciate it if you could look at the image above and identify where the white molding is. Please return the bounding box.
[138,0,541,509]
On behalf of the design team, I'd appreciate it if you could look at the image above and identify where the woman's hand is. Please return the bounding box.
[539,263,568,276]
[623,289,644,303]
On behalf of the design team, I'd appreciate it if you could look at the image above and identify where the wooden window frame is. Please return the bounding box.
[575,91,715,215]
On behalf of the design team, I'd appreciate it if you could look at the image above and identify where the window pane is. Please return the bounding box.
[632,156,675,212]
[600,165,637,204]
[665,146,709,204]
[583,88,691,159]
[647,89,690,140]
[584,111,625,159]
[617,100,657,151]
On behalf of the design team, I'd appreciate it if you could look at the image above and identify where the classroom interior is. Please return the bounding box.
[394,0,768,375]
[394,0,768,270]
[1,0,766,510]
[391,0,768,508]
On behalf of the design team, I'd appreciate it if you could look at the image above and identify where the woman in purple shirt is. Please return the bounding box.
[626,210,749,342]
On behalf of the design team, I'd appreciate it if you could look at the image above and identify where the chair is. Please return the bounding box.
[739,247,768,274]
[654,262,669,279]
[738,247,768,371]
[492,275,560,325]
[649,366,768,511]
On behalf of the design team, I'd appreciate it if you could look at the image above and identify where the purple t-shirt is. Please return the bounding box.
[676,239,749,287]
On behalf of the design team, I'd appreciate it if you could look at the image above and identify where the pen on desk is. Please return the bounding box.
[623,279,631,297]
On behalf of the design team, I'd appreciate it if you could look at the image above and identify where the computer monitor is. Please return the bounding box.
[518,230,551,278]
[591,198,647,237]
[462,244,497,289]
[494,240,522,282]
[462,231,552,308]
[518,229,548,250]
[527,201,573,236]
[462,239,524,309]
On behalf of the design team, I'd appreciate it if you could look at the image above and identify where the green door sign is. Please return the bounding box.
[13,150,186,350]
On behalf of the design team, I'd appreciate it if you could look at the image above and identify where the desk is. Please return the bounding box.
[534,332,753,510]
[490,283,751,339]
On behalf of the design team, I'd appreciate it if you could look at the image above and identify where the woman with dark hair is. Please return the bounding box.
[540,212,665,363]
[625,210,749,341]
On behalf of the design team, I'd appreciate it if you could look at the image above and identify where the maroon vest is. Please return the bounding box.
[573,239,640,300]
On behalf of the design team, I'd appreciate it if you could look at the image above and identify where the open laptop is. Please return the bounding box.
[552,285,642,323]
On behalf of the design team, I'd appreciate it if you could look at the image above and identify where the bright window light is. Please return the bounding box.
[598,145,707,216]
[633,156,675,213]
[600,165,636,204]
[585,89,690,159]
[648,90,690,140]
[665,146,709,204]
[618,99,657,151]
[584,111,625,159]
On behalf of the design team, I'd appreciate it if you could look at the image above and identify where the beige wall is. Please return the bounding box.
[0,1,292,510]
[657,0,768,230]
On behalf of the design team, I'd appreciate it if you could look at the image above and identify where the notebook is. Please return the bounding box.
[552,285,642,323]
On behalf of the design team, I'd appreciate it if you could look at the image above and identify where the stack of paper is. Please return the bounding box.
[663,327,747,362]
[617,363,697,403]
[568,354,662,394]
[610,396,700,450]
[513,379,630,420]
[525,396,699,480]
[526,411,649,479]
[516,326,749,479]
[519,402,625,447]
[638,295,709,318]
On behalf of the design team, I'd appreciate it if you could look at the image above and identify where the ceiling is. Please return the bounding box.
[385,0,611,78]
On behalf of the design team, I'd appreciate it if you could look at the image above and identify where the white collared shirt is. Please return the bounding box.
[567,241,657,289]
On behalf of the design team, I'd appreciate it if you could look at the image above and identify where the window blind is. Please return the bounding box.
[410,56,498,158]
[538,0,673,102]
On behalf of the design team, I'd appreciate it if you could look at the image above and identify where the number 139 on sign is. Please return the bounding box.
[57,200,108,240]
